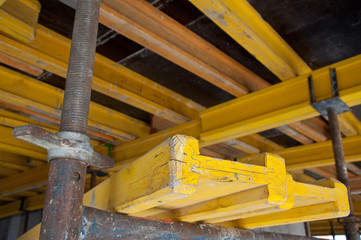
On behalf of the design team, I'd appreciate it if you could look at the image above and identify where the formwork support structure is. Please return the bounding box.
[11,0,331,239]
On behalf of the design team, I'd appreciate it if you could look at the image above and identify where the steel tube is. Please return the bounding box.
[328,107,360,240]
[39,0,101,239]
[40,159,87,239]
[60,0,101,134]
[81,207,317,240]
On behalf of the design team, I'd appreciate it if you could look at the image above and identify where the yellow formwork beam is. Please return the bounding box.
[267,135,361,170]
[220,176,348,228]
[338,111,361,137]
[0,0,40,42]
[0,15,331,145]
[0,125,46,160]
[189,0,361,139]
[0,89,132,144]
[188,0,311,80]
[5,133,360,200]
[310,201,361,235]
[0,62,272,156]
[200,54,361,146]
[96,54,361,165]
[85,135,348,229]
[15,135,350,240]
[172,175,348,227]
[0,65,149,140]
[100,0,269,95]
[83,135,287,214]
[0,164,48,197]
[0,25,203,123]
[0,193,44,218]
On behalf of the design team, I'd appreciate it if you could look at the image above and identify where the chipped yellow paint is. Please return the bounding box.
[188,0,311,80]
[0,0,40,42]
[86,135,347,227]
[17,135,350,240]
[83,135,288,217]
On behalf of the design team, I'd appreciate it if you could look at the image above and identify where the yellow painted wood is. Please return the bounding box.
[0,164,48,197]
[83,135,287,216]
[0,0,40,42]
[214,177,349,228]
[87,136,348,229]
[100,0,268,95]
[268,135,361,170]
[338,111,361,137]
[0,65,149,139]
[0,25,203,123]
[16,136,350,239]
[238,134,283,152]
[100,54,361,166]
[0,193,45,219]
[200,54,361,145]
[310,201,361,235]
[0,125,46,160]
[189,0,311,81]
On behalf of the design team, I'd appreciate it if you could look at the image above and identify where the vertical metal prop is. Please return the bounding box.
[328,107,360,240]
[39,0,101,239]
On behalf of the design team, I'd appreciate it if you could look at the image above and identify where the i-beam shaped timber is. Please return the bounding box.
[0,65,149,142]
[18,135,349,239]
[3,134,361,199]
[0,10,323,145]
[188,0,311,80]
[0,25,203,123]
[199,54,361,146]
[309,201,361,236]
[0,41,279,157]
[188,0,361,139]
[94,54,361,165]
[98,0,327,145]
[99,0,268,95]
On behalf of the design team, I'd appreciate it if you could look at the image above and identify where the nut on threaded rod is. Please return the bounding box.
[12,0,114,169]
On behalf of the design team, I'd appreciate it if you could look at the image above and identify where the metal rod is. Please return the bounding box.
[39,0,101,239]
[327,107,360,240]
[81,206,318,240]
[60,0,100,134]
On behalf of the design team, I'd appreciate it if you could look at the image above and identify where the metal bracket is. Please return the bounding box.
[13,124,114,168]
[308,68,350,118]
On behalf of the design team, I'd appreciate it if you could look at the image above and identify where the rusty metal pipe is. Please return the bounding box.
[60,0,101,134]
[39,0,101,239]
[40,159,87,239]
[328,107,360,240]
[81,207,318,240]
